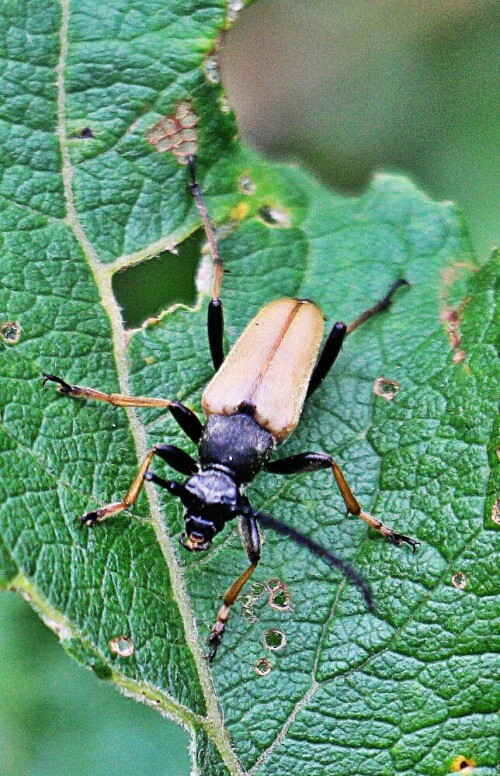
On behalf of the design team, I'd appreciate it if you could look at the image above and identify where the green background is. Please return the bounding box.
[0,1,497,775]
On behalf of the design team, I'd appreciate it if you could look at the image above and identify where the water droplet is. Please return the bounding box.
[373,376,400,401]
[109,635,135,657]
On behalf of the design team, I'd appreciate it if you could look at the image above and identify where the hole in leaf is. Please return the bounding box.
[109,635,135,658]
[113,230,204,329]
[450,755,476,772]
[268,580,292,611]
[227,0,244,24]
[373,376,400,401]
[263,629,286,651]
[451,572,467,590]
[238,174,256,195]
[0,321,21,344]
[250,582,266,598]
[204,54,220,84]
[254,657,272,676]
[257,204,291,228]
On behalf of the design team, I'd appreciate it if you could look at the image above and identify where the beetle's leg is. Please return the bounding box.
[187,155,225,371]
[306,322,347,399]
[206,512,261,661]
[265,452,419,550]
[306,279,409,399]
[80,444,196,527]
[42,374,203,443]
[345,278,409,336]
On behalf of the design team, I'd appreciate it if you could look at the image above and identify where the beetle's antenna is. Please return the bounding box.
[186,154,224,369]
[253,510,374,610]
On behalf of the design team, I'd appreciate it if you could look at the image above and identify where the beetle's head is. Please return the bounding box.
[168,469,241,551]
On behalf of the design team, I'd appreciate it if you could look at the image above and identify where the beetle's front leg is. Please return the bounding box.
[206,511,261,661]
[42,374,203,443]
[81,444,197,526]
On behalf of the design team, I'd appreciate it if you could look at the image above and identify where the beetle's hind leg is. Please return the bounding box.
[265,452,419,550]
[306,279,409,399]
[206,512,261,661]
[43,374,176,408]
[187,155,225,372]
[345,278,409,336]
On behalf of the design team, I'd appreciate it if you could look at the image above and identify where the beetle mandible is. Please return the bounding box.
[44,156,418,660]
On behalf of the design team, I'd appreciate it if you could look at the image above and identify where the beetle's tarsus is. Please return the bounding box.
[43,373,72,393]
[388,531,420,552]
[79,510,101,527]
[205,634,221,662]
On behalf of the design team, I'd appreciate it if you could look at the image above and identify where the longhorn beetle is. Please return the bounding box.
[44,156,419,660]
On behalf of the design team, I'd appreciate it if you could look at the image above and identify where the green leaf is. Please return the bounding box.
[0,2,498,774]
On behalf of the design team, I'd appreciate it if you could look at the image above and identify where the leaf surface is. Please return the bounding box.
[0,2,498,774]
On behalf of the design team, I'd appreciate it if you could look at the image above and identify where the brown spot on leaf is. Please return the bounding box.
[440,262,478,288]
[440,298,471,363]
[491,499,500,525]
[452,349,466,364]
[146,100,199,164]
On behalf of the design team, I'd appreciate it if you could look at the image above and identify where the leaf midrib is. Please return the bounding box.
[55,2,244,772]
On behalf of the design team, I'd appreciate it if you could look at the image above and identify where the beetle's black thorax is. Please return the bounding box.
[199,413,275,484]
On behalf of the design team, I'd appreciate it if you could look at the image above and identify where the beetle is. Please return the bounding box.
[44,155,418,660]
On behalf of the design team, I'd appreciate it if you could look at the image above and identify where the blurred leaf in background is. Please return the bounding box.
[0,592,190,776]
[221,0,498,259]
